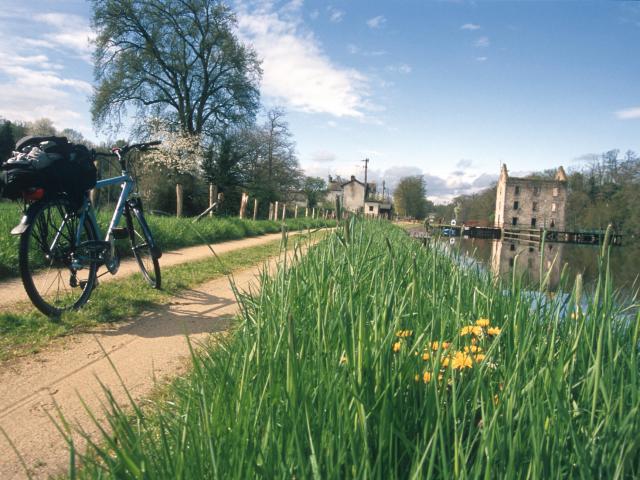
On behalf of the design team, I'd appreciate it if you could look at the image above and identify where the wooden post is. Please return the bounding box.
[253,199,258,221]
[312,207,316,219]
[294,205,298,218]
[176,183,183,217]
[209,184,217,217]
[282,203,287,221]
[305,207,309,217]
[274,201,279,221]
[268,203,273,220]
[239,192,249,219]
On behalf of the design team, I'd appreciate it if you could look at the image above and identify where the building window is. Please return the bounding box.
[550,219,555,228]
[514,186,520,195]
[532,202,538,212]
[512,217,518,226]
[533,186,541,196]
[553,187,559,197]
[368,206,374,212]
[551,202,556,212]
[529,246,535,253]
[513,201,519,210]
[531,218,537,227]
[510,243,516,251]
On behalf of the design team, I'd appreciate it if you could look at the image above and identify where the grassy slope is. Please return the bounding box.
[0,231,323,362]
[70,220,640,478]
[0,201,335,279]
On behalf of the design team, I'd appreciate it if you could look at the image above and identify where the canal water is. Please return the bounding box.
[438,235,639,299]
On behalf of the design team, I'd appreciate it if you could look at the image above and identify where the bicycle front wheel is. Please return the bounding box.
[125,203,161,288]
[19,197,98,316]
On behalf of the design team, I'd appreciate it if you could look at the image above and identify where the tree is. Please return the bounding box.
[26,118,57,136]
[144,119,204,216]
[303,177,326,208]
[0,121,15,161]
[394,175,428,219]
[91,0,262,138]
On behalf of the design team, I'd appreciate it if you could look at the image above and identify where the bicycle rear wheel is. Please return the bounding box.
[19,197,98,316]
[125,202,161,288]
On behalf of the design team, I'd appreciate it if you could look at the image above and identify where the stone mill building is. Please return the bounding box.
[494,164,568,231]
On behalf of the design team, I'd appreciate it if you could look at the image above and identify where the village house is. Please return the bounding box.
[494,164,568,230]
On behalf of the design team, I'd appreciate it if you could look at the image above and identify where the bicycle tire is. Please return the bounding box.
[125,203,161,288]
[19,197,98,316]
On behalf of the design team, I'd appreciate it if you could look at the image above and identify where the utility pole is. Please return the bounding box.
[382,180,386,201]
[362,158,369,203]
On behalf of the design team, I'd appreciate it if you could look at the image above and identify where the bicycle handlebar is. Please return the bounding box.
[92,140,162,160]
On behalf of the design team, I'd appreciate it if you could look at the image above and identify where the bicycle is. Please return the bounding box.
[14,141,163,316]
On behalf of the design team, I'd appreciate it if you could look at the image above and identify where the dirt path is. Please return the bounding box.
[0,240,306,479]
[0,231,295,309]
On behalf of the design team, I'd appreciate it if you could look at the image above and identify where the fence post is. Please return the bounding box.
[239,192,249,219]
[274,201,279,221]
[253,199,258,221]
[209,184,218,217]
[305,207,309,217]
[312,207,316,219]
[268,202,273,220]
[282,203,287,221]
[294,205,298,218]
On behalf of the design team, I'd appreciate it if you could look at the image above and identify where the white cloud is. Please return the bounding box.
[33,13,94,61]
[327,6,344,23]
[311,150,337,163]
[237,4,370,118]
[615,106,640,119]
[386,63,412,74]
[476,56,488,62]
[461,23,481,30]
[366,15,386,29]
[474,36,490,48]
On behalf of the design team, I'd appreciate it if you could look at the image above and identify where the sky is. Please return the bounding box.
[0,0,639,203]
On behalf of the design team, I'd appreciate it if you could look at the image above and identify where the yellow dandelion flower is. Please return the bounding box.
[474,353,486,362]
[442,342,451,349]
[422,371,432,383]
[396,330,413,338]
[487,327,501,336]
[475,318,490,327]
[460,326,483,337]
[438,373,444,382]
[393,341,402,352]
[422,352,430,361]
[471,337,478,345]
[451,351,473,370]
[441,356,450,367]
[414,374,420,382]
[464,345,483,353]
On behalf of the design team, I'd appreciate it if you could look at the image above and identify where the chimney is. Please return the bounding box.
[350,175,356,182]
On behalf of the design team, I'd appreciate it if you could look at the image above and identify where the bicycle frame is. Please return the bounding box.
[76,173,136,245]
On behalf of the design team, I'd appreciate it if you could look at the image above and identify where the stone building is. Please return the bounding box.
[340,175,377,213]
[364,200,392,218]
[494,164,568,230]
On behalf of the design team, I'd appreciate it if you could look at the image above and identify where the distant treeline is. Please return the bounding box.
[433,149,640,235]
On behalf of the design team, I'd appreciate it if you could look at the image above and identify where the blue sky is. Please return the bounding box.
[1,0,639,202]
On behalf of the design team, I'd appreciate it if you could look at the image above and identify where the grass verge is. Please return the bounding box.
[69,219,640,478]
[0,201,335,279]
[0,230,323,362]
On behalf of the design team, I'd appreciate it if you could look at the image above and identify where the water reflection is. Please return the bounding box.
[491,240,564,290]
[446,236,639,296]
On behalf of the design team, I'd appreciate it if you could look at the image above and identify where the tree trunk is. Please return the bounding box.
[176,183,184,217]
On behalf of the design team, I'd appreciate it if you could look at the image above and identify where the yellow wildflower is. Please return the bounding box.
[460,326,483,337]
[451,351,473,370]
[422,352,430,361]
[414,374,420,382]
[464,345,483,353]
[475,318,490,327]
[474,353,486,362]
[487,327,501,336]
[441,356,450,367]
[393,341,402,352]
[395,330,413,338]
[422,371,432,383]
[431,341,450,351]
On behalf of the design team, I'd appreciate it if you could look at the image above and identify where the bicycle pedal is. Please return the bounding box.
[111,227,129,240]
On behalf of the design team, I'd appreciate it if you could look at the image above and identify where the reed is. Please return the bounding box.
[69,219,640,478]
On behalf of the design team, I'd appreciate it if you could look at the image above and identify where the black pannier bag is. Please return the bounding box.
[0,136,97,205]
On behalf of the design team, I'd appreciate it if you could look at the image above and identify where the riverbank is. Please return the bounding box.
[69,219,640,478]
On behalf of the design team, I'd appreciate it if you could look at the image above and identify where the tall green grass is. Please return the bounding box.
[69,220,640,478]
[0,201,334,279]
